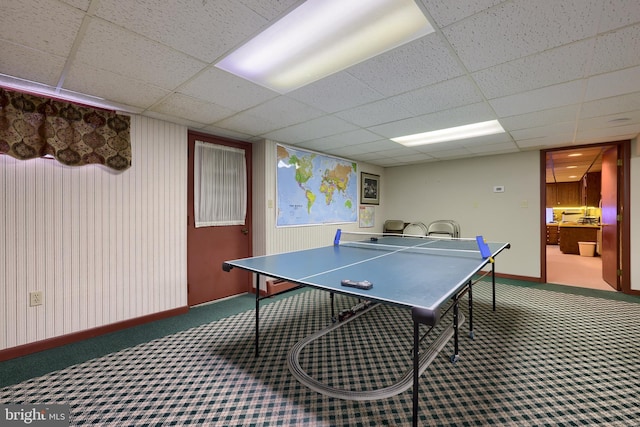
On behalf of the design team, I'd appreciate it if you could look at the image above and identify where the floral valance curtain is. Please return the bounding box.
[0,87,131,171]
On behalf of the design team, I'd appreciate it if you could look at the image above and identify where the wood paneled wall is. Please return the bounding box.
[0,115,187,351]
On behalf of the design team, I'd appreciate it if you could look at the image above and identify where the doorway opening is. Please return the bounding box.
[542,140,631,294]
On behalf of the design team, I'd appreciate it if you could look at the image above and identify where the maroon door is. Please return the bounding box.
[187,131,252,306]
[600,146,619,289]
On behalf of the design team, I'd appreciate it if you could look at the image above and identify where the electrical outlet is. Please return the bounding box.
[29,291,43,307]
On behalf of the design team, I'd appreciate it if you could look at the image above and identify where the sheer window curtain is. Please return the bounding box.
[194,141,247,227]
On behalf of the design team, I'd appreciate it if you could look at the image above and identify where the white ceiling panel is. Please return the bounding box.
[500,105,580,131]
[151,93,236,125]
[287,73,385,114]
[580,92,640,119]
[64,63,170,110]
[0,42,66,87]
[177,67,277,112]
[0,0,85,56]
[335,99,415,128]
[1,0,638,169]
[490,80,585,118]
[345,35,464,96]
[94,0,270,63]
[584,66,640,102]
[443,0,602,71]
[263,116,357,144]
[590,24,640,75]
[509,122,577,141]
[391,76,485,116]
[472,40,594,99]
[420,0,504,28]
[74,19,207,90]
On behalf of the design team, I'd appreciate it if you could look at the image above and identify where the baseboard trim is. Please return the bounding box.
[0,306,189,362]
[495,272,542,283]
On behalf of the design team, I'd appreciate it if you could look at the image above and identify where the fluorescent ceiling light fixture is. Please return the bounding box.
[392,120,506,147]
[215,0,434,93]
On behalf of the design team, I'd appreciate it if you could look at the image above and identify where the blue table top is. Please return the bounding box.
[223,236,510,313]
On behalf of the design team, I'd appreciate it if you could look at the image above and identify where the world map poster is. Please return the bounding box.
[276,144,358,227]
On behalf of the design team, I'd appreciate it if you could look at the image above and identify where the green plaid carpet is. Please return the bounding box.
[1,282,639,426]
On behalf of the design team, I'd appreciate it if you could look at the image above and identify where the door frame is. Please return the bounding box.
[540,139,633,295]
[187,130,253,305]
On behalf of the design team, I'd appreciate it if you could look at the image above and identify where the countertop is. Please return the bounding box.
[555,222,600,228]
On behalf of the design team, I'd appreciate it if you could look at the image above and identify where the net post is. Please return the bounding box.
[334,229,342,245]
[475,235,492,260]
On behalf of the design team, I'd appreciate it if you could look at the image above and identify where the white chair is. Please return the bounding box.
[403,222,428,236]
[383,220,405,235]
[426,220,459,237]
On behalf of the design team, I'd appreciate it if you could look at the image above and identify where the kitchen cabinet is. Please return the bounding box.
[558,225,599,254]
[546,182,581,207]
[581,172,601,207]
[546,224,559,244]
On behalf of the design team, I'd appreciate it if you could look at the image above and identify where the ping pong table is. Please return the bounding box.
[222,230,510,426]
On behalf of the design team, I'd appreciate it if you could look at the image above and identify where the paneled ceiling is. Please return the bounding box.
[545,145,606,183]
[1,0,639,168]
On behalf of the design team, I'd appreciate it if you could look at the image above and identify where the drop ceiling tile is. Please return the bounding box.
[465,141,520,155]
[390,153,436,163]
[329,142,391,157]
[359,140,404,152]
[443,0,601,71]
[335,99,414,127]
[368,117,436,139]
[584,65,640,102]
[287,73,385,114]
[580,92,640,119]
[391,76,484,116]
[590,24,640,75]
[515,133,576,149]
[0,42,66,87]
[198,124,256,141]
[151,93,236,125]
[94,0,269,63]
[0,0,84,56]
[370,147,415,158]
[60,0,90,10]
[297,129,381,151]
[351,151,389,161]
[500,105,580,131]
[215,97,325,136]
[178,67,277,112]
[65,63,170,110]
[575,123,640,142]
[420,0,504,27]
[75,19,207,90]
[236,0,300,20]
[577,110,640,131]
[346,35,464,96]
[214,112,282,135]
[416,102,498,131]
[509,121,576,140]
[428,148,473,159]
[143,110,207,129]
[263,116,357,144]
[489,80,585,117]
[595,0,640,32]
[472,40,593,99]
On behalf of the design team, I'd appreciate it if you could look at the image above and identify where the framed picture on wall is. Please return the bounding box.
[360,172,380,205]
